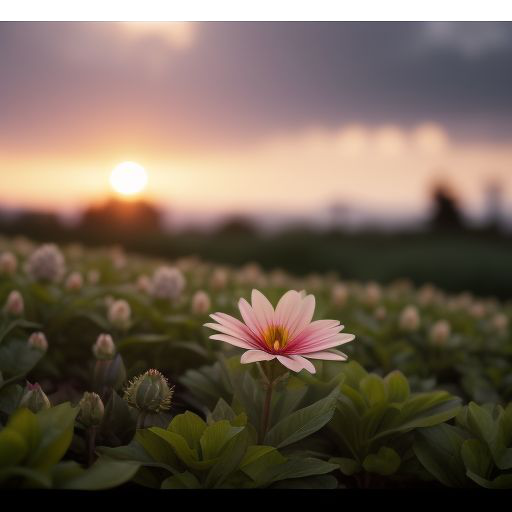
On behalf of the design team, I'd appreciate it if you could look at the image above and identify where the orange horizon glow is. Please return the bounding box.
[1,121,512,222]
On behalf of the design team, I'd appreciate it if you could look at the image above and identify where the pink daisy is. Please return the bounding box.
[204,289,355,374]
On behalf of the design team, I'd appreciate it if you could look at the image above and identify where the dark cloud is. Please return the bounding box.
[1,21,512,154]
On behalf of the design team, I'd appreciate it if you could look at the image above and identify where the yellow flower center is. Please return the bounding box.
[263,325,289,352]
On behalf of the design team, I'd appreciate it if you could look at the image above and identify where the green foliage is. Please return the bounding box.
[1,238,512,489]
[328,362,461,481]
[102,406,337,488]
[414,402,512,488]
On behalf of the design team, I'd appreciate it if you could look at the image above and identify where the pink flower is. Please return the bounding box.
[205,289,355,374]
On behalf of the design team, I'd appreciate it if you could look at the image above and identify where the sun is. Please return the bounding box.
[110,162,148,197]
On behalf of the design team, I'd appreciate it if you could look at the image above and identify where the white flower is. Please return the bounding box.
[108,299,131,329]
[151,266,186,301]
[26,243,65,282]
[0,252,17,275]
[28,332,48,352]
[191,290,211,315]
[399,305,420,332]
[92,333,116,359]
[331,283,349,307]
[87,269,100,285]
[374,306,387,321]
[65,271,83,291]
[430,320,451,346]
[136,275,152,294]
[491,313,508,334]
[363,282,381,307]
[4,290,24,315]
[210,267,229,290]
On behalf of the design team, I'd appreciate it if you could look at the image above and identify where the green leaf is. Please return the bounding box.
[6,406,40,454]
[264,388,339,448]
[371,393,461,441]
[168,411,207,451]
[466,402,497,447]
[329,456,361,476]
[240,446,287,483]
[363,446,401,476]
[384,371,410,402]
[28,402,78,470]
[413,424,470,488]
[0,384,24,416]
[149,427,212,470]
[0,428,28,468]
[461,439,493,479]
[0,466,52,488]
[135,429,180,467]
[264,457,339,484]
[204,428,250,488]
[271,474,338,489]
[0,339,45,384]
[161,471,201,489]
[58,457,140,490]
[360,374,387,407]
[200,420,244,460]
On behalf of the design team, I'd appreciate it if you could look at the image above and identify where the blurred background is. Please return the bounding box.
[1,21,512,297]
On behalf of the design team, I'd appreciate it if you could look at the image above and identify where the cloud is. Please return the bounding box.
[420,22,512,58]
[0,21,511,158]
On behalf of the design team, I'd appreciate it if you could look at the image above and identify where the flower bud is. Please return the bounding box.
[0,251,17,275]
[430,320,451,346]
[108,299,131,329]
[191,290,211,315]
[399,305,420,332]
[269,269,287,288]
[19,382,51,412]
[78,392,104,427]
[210,267,228,290]
[469,301,486,319]
[374,306,387,321]
[93,353,126,394]
[363,282,381,307]
[65,271,83,291]
[4,290,24,316]
[123,369,173,413]
[28,332,48,352]
[491,313,508,334]
[87,269,100,285]
[25,243,65,283]
[331,283,349,307]
[136,274,152,294]
[92,333,116,360]
[417,283,436,306]
[151,266,186,301]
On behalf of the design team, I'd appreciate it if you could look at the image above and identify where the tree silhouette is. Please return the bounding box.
[429,185,465,231]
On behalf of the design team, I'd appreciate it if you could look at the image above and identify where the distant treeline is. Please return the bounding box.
[1,187,511,298]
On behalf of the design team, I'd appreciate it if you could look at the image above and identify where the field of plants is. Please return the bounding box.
[1,236,511,490]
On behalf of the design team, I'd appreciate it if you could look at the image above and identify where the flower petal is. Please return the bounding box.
[209,334,254,349]
[301,350,348,361]
[238,298,264,337]
[274,290,302,329]
[251,289,275,331]
[240,350,276,364]
[300,333,355,352]
[287,294,316,338]
[276,355,306,373]
[290,355,317,374]
[204,320,259,347]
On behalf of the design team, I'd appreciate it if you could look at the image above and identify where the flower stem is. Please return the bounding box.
[259,379,274,443]
[86,426,97,467]
[136,411,147,429]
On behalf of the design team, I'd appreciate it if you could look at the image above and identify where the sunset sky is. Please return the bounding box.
[1,22,512,228]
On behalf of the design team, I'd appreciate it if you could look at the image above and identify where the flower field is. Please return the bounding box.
[1,237,511,490]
